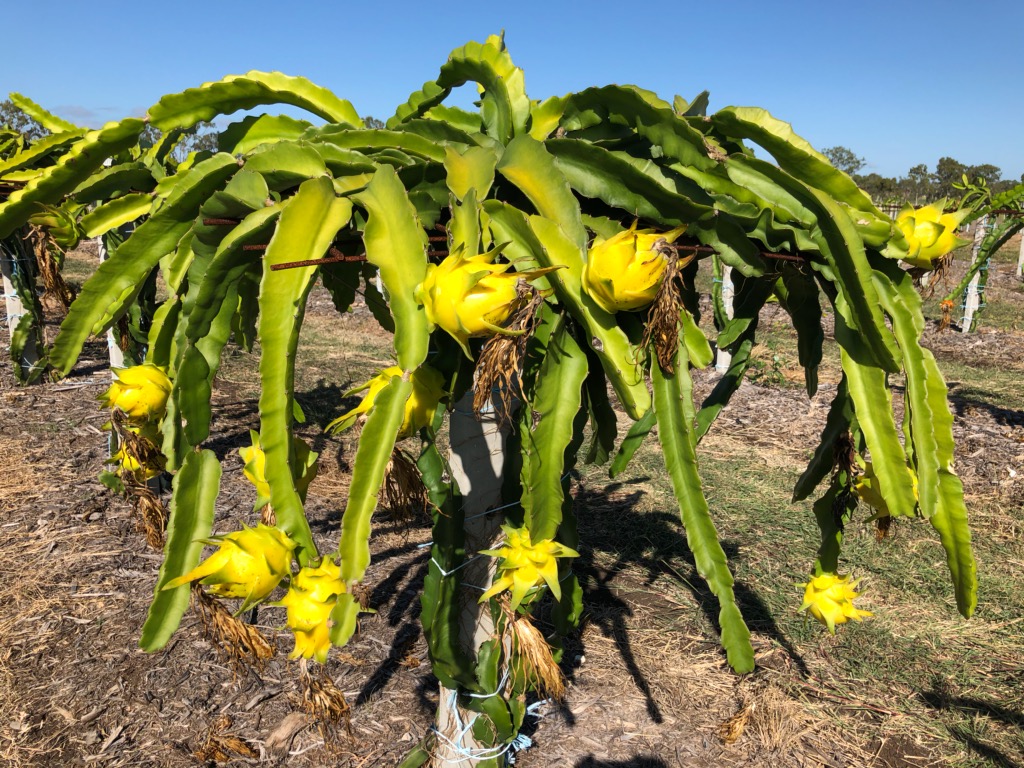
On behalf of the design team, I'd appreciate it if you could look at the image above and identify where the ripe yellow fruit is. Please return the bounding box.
[273,557,346,663]
[105,424,165,480]
[416,248,526,355]
[99,364,172,423]
[109,445,163,480]
[798,572,872,633]
[853,460,918,519]
[326,364,444,439]
[164,524,296,612]
[239,431,318,510]
[582,222,686,313]
[480,525,579,611]
[895,201,970,268]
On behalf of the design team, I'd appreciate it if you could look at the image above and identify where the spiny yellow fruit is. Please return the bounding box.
[582,222,686,313]
[164,524,296,612]
[108,444,163,480]
[104,424,164,480]
[326,364,444,439]
[273,556,346,663]
[416,246,540,356]
[99,364,172,423]
[480,525,579,611]
[798,572,872,634]
[853,460,918,519]
[896,201,970,268]
[238,431,318,510]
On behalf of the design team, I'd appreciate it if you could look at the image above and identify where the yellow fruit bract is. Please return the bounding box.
[164,523,296,612]
[582,222,686,313]
[274,557,346,663]
[239,437,271,500]
[326,364,444,439]
[480,525,579,611]
[99,364,172,423]
[799,572,872,634]
[896,201,970,268]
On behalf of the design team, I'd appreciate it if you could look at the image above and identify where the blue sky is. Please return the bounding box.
[3,0,1022,182]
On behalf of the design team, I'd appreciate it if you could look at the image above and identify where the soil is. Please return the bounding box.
[1,251,1021,768]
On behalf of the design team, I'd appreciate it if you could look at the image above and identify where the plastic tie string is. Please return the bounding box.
[428,678,541,765]
[464,669,509,699]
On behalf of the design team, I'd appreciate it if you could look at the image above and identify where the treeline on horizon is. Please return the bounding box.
[823,146,1022,207]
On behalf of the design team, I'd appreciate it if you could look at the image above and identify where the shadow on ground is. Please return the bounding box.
[567,480,808,723]
[920,682,1023,768]
[575,757,669,768]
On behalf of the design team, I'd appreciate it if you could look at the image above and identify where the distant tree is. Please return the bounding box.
[0,99,47,141]
[907,163,930,187]
[966,163,1001,187]
[181,124,218,155]
[363,116,385,129]
[934,156,967,198]
[822,145,865,175]
[900,164,933,205]
[854,172,899,203]
[138,123,162,149]
[138,121,218,162]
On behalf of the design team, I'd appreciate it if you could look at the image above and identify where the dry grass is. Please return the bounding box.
[193,586,277,670]
[0,434,57,507]
[0,433,144,766]
[509,611,566,702]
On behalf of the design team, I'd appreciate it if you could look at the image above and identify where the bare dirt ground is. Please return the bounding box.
[1,248,1021,768]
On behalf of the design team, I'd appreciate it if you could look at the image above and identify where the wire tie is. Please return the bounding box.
[431,554,481,578]
[464,499,520,521]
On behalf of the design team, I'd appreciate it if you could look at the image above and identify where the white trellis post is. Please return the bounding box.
[714,264,735,373]
[96,159,126,372]
[1016,226,1024,279]
[95,234,126,370]
[960,215,988,334]
[431,390,509,766]
[1,239,40,375]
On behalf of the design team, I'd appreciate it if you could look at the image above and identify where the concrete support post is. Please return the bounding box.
[431,392,509,766]
[96,235,125,370]
[714,264,734,373]
[1016,227,1023,279]
[1,239,40,374]
[960,215,988,334]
